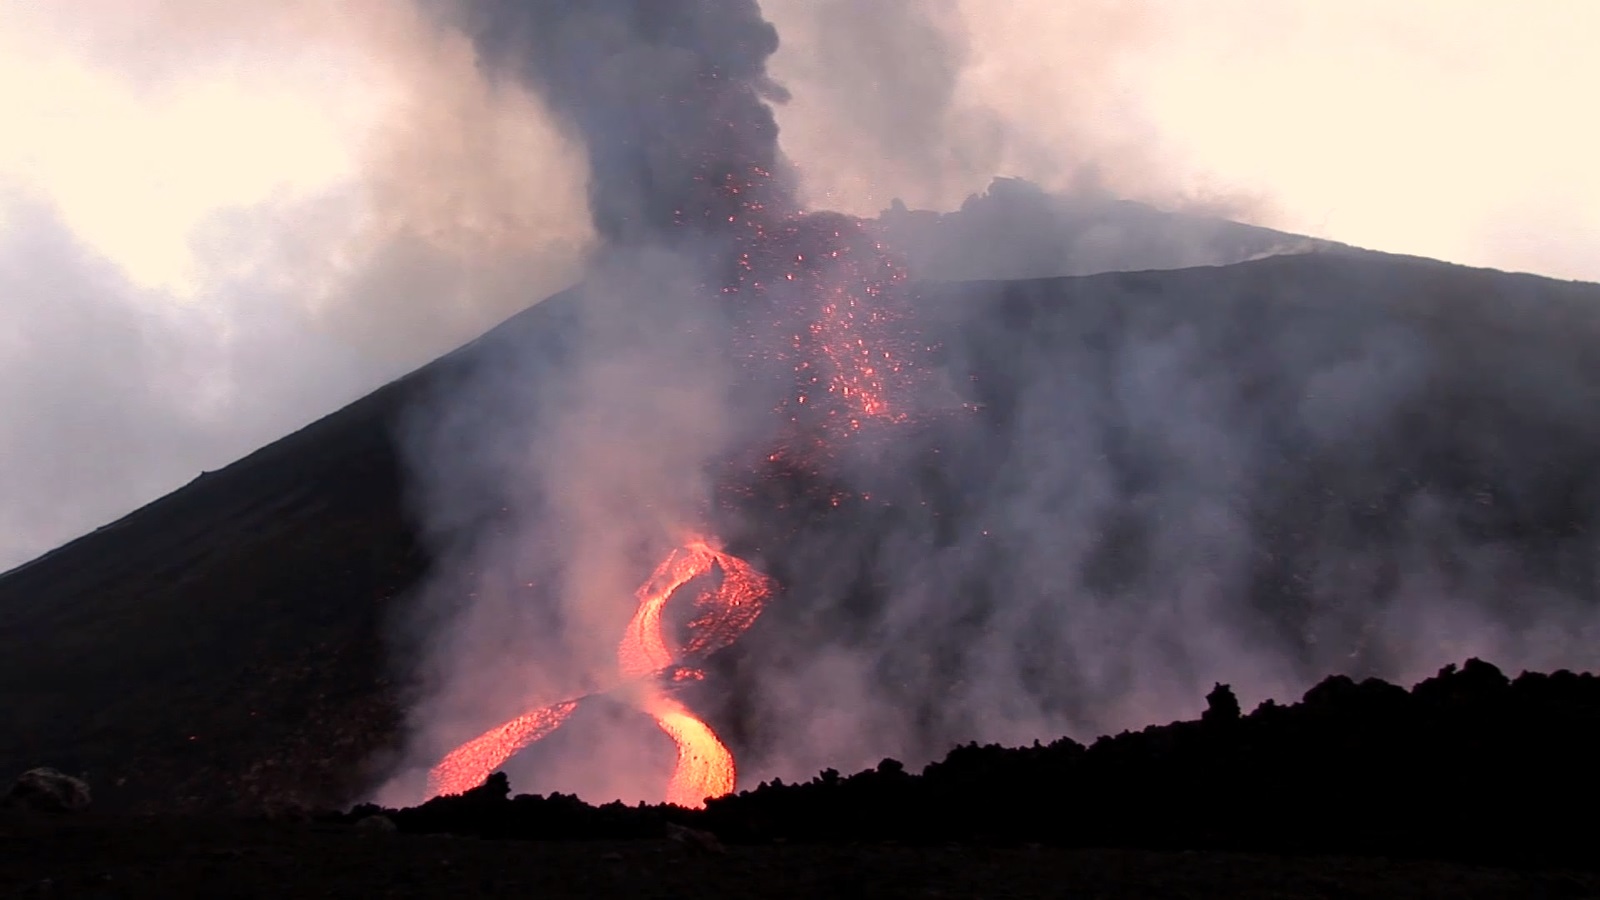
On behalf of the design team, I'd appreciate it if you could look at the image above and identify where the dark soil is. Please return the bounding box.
[4,813,1596,899]
[341,660,1600,878]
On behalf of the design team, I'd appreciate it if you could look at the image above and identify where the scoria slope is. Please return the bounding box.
[0,287,586,813]
[3,250,1600,813]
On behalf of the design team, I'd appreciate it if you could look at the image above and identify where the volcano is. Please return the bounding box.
[4,207,1600,813]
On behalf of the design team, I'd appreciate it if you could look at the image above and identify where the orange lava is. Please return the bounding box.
[652,696,736,807]
[426,701,579,798]
[427,536,773,807]
[428,126,927,813]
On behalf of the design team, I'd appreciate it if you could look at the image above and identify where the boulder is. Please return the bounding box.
[665,821,726,854]
[354,814,398,833]
[3,768,91,812]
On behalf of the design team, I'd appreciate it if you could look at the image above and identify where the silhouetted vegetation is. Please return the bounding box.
[347,660,1600,871]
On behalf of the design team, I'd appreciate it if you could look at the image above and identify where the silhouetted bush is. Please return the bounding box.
[343,659,1600,870]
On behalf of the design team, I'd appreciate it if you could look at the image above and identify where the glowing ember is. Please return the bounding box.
[423,1,966,819]
[430,66,934,814]
[712,165,921,444]
[428,537,773,807]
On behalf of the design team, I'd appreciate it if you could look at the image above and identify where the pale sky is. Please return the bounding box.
[766,0,1600,282]
[0,0,1595,569]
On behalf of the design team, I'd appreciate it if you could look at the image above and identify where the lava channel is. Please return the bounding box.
[426,537,773,807]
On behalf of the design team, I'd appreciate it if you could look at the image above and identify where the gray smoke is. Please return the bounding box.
[382,1,1600,807]
[731,259,1600,784]
[383,0,808,804]
[0,0,593,572]
[441,0,795,244]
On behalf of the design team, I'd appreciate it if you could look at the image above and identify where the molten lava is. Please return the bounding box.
[653,696,737,807]
[426,701,579,799]
[427,538,773,807]
[430,108,934,810]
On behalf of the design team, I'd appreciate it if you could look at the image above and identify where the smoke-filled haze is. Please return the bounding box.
[0,0,593,567]
[762,0,1600,280]
[5,0,1596,570]
[373,0,1600,808]
[3,0,1598,809]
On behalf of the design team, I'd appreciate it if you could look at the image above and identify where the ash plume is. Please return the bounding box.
[381,0,1600,811]
[442,0,795,245]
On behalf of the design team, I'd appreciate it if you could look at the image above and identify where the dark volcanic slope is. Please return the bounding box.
[3,252,1600,813]
[0,288,580,813]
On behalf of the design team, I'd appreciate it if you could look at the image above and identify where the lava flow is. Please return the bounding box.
[427,187,930,805]
[427,538,773,807]
[428,180,927,805]
[429,49,934,808]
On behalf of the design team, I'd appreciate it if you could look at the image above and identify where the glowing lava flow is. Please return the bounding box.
[428,105,931,812]
[426,701,579,799]
[653,697,736,807]
[427,538,773,807]
[619,539,770,806]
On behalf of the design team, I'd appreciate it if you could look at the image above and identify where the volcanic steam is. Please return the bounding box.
[404,0,943,808]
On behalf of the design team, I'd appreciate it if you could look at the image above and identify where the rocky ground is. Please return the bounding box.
[11,659,1593,898]
[5,812,1598,899]
[340,660,1600,876]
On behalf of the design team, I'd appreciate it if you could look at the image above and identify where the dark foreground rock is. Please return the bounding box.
[2,812,1596,900]
[347,660,1600,874]
[2,768,90,812]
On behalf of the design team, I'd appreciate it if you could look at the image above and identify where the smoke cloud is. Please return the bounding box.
[733,261,1600,784]
[10,0,1593,569]
[762,0,1600,282]
[6,0,1596,810]
[381,0,1600,811]
[442,0,794,245]
[0,0,592,569]
[761,0,1171,214]
[381,0,795,804]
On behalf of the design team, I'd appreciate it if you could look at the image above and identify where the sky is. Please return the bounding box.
[0,0,1596,570]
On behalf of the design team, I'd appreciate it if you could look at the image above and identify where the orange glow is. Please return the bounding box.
[428,59,928,814]
[426,700,579,798]
[706,162,922,487]
[617,541,711,680]
[427,537,773,807]
[617,537,771,807]
[651,697,736,807]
